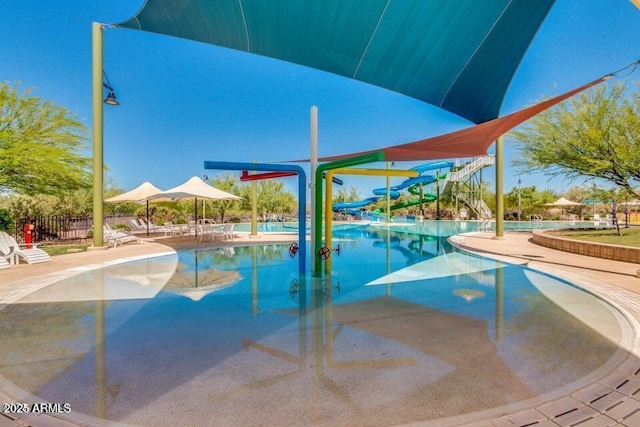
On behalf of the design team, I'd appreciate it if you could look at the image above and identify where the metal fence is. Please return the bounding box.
[14,215,136,243]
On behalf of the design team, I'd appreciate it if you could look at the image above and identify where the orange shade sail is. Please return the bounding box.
[310,76,606,163]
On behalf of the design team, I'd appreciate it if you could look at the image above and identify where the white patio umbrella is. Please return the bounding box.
[147,176,243,228]
[105,181,164,236]
[544,197,582,219]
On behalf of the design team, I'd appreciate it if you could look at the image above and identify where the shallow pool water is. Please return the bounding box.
[0,225,631,426]
[233,219,607,234]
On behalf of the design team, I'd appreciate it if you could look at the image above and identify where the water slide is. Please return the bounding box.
[332,161,453,213]
[332,197,383,211]
[389,194,437,210]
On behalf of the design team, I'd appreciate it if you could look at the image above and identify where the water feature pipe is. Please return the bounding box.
[324,167,418,273]
[204,161,307,274]
[314,152,385,276]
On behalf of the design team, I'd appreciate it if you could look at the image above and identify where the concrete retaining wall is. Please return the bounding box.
[532,229,640,264]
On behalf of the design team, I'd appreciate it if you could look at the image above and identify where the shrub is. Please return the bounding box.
[0,209,13,233]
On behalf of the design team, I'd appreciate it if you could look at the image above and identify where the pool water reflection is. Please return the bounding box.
[0,226,631,426]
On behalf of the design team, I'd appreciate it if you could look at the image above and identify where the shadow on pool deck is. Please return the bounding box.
[2,231,640,426]
[0,232,297,285]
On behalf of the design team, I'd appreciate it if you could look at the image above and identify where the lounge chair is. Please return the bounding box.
[103,225,141,247]
[0,231,52,264]
[138,218,161,231]
[0,240,13,268]
[129,219,147,233]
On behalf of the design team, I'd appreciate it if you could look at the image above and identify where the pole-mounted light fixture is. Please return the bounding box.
[102,71,119,106]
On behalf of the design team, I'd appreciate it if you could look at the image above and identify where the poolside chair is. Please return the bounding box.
[187,220,198,236]
[222,223,235,241]
[138,218,163,232]
[129,219,147,233]
[0,231,51,264]
[605,214,615,227]
[163,221,185,236]
[0,239,14,268]
[103,225,141,248]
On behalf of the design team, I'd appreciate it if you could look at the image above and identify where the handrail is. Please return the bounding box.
[447,156,495,182]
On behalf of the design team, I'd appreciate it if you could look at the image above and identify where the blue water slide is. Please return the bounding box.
[333,196,380,211]
[410,161,454,173]
[392,174,438,191]
[372,188,401,198]
[372,174,437,197]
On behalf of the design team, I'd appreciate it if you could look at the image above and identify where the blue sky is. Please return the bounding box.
[2,1,640,199]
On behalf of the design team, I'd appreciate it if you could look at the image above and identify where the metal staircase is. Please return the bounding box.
[441,156,495,219]
[457,193,492,218]
[441,156,495,194]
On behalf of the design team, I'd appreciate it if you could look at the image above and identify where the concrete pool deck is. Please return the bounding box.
[1,231,640,426]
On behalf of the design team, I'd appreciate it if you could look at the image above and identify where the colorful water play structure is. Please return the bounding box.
[332,160,453,214]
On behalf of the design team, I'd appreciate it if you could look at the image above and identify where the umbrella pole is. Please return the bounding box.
[146,201,150,236]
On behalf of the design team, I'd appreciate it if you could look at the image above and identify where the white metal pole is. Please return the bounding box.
[310,106,318,271]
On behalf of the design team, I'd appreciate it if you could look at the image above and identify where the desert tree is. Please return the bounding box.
[510,81,640,198]
[0,82,92,195]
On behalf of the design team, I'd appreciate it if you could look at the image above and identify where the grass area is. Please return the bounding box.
[41,244,89,256]
[552,227,640,248]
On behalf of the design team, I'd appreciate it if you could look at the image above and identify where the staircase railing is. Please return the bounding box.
[441,156,494,194]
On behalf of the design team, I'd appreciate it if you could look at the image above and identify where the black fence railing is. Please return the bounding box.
[14,215,136,243]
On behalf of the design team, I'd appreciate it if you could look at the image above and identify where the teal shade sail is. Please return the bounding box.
[119,0,555,124]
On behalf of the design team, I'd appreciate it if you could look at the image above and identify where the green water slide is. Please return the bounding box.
[390,193,437,210]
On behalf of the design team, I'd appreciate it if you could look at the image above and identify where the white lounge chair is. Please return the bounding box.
[103,225,141,247]
[129,219,147,233]
[0,237,14,265]
[0,239,13,268]
[138,218,163,232]
[0,231,51,264]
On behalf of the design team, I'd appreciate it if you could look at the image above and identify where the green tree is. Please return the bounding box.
[510,82,640,198]
[209,173,242,222]
[332,186,360,204]
[504,185,555,219]
[238,180,296,220]
[0,82,92,195]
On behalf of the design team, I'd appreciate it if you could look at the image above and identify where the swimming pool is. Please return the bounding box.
[0,225,632,426]
[233,219,607,234]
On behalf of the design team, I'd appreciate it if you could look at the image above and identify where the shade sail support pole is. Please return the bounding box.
[494,136,504,238]
[310,106,318,272]
[92,22,104,248]
[386,162,391,224]
[251,160,258,237]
